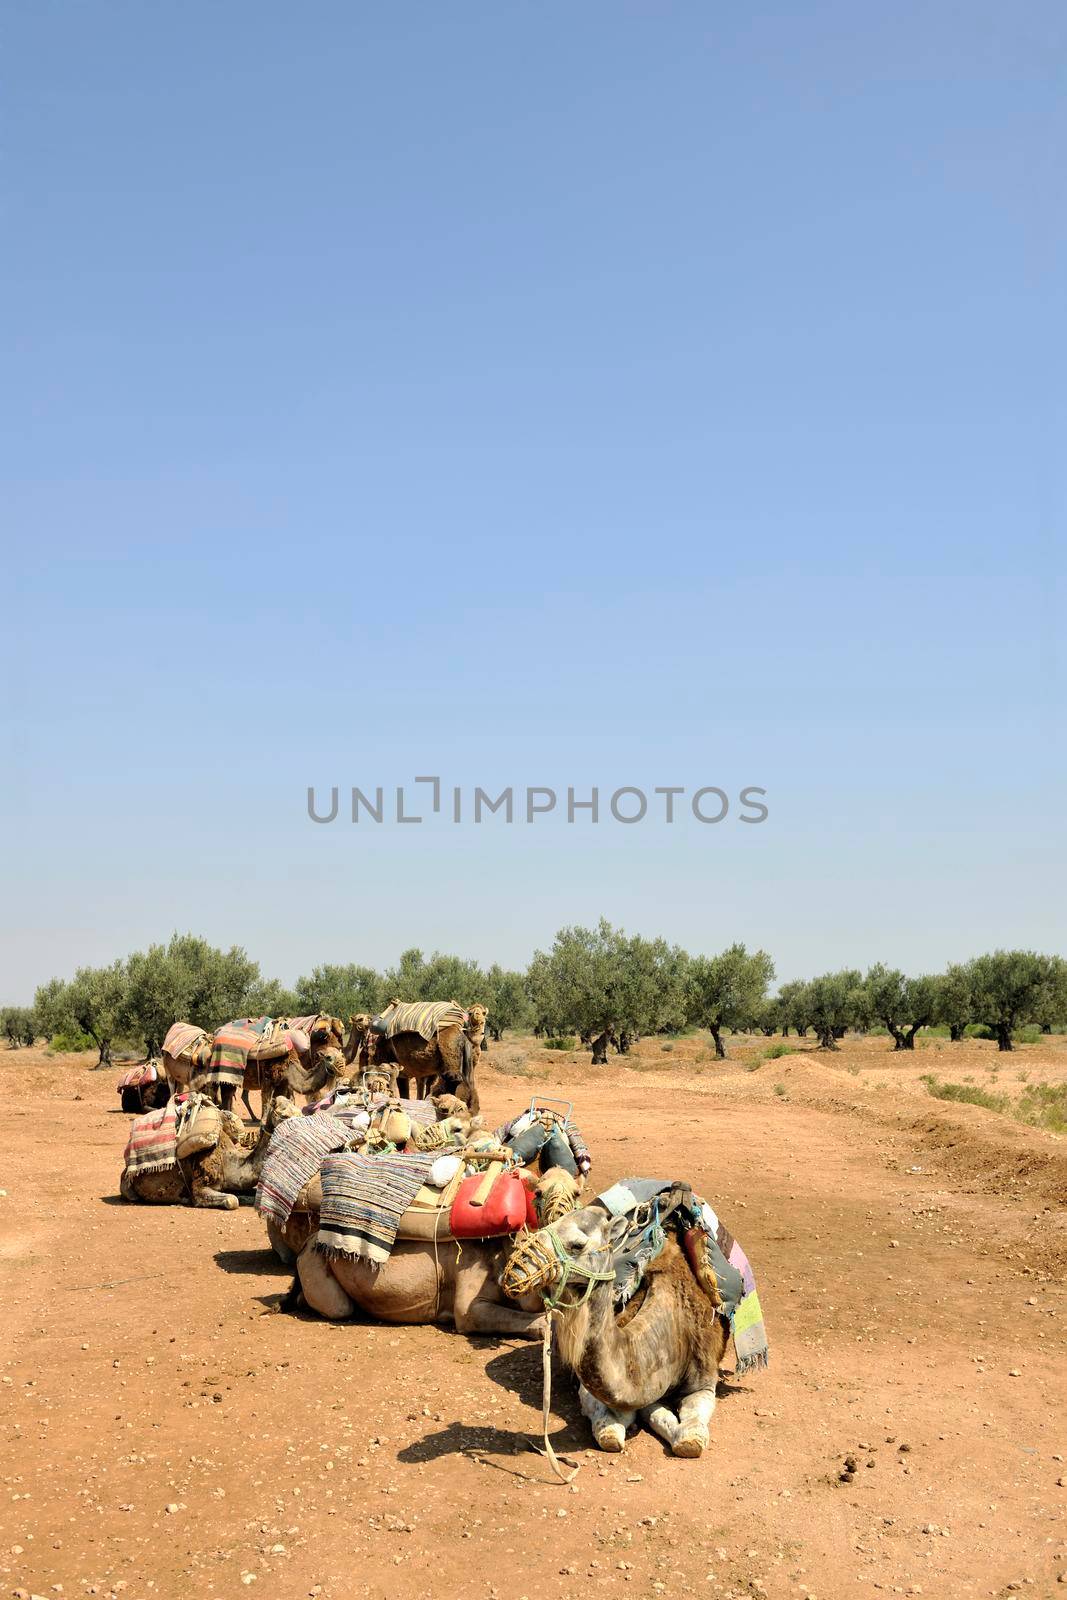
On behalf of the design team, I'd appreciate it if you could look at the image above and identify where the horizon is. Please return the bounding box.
[4,2,1065,1001]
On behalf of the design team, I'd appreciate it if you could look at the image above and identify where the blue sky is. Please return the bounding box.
[3,2,1064,1000]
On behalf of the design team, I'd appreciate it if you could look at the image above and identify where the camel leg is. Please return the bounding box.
[579,1384,635,1452]
[452,1253,546,1338]
[297,1245,354,1320]
[241,1089,259,1123]
[266,1221,296,1265]
[642,1402,683,1451]
[672,1387,718,1457]
[188,1181,240,1210]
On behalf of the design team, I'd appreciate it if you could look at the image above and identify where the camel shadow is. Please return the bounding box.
[215,1248,291,1277]
[396,1416,586,1475]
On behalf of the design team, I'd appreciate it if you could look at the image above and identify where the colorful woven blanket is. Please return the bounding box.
[123,1101,180,1177]
[380,1001,467,1042]
[256,1111,351,1227]
[162,1022,208,1060]
[117,1062,159,1092]
[596,1177,769,1375]
[197,1021,262,1091]
[698,1201,768,1374]
[316,1149,434,1265]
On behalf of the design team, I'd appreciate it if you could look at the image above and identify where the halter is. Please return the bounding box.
[501,1223,615,1309]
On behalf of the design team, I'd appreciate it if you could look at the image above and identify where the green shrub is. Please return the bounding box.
[47,1029,97,1053]
[661,1042,675,1052]
[921,1075,1005,1112]
[773,1083,786,1097]
[1013,1025,1042,1045]
[1014,1084,1067,1134]
[543,1036,575,1052]
[763,1041,796,1060]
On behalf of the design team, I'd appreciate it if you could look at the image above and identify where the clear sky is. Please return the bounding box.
[3,2,1064,1001]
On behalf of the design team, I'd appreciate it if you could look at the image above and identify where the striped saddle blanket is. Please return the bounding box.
[379,1001,467,1042]
[123,1100,180,1177]
[162,1022,209,1060]
[117,1062,160,1092]
[198,1021,265,1090]
[316,1149,435,1265]
[255,1112,352,1228]
[288,1014,339,1041]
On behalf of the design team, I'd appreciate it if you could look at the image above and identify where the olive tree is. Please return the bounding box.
[934,963,973,1042]
[863,964,939,1051]
[1,1006,37,1047]
[37,962,128,1066]
[482,965,532,1042]
[967,950,1062,1052]
[686,943,775,1059]
[294,963,384,1020]
[125,935,260,1057]
[805,969,862,1051]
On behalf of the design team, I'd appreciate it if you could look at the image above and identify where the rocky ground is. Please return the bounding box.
[1,1032,1065,1600]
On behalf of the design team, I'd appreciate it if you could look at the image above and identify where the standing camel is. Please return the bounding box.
[342,1002,487,1112]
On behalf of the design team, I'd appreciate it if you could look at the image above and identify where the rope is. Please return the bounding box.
[528,1308,579,1483]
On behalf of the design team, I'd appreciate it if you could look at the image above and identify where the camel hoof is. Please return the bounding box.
[220,1194,240,1210]
[672,1434,706,1458]
[595,1425,626,1452]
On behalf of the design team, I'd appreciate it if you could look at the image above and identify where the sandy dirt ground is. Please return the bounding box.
[2,1033,1066,1600]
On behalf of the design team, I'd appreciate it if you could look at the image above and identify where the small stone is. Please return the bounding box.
[1008,1369,1022,1377]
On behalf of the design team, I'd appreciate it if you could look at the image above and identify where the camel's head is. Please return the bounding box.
[467,1003,488,1028]
[266,1094,299,1131]
[532,1166,583,1227]
[348,1013,372,1038]
[316,1045,345,1079]
[500,1205,626,1308]
[431,1092,467,1121]
[191,1038,214,1070]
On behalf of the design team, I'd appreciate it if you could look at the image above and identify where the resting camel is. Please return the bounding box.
[517,1206,729,1456]
[121,1096,297,1210]
[262,1090,484,1263]
[342,1003,487,1112]
[286,1167,580,1335]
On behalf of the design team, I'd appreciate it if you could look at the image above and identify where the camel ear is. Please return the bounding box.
[603,1213,634,1251]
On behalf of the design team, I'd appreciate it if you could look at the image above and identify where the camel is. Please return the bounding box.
[262,1090,486,1264]
[241,1039,347,1122]
[161,1025,214,1097]
[342,1015,399,1095]
[513,1206,729,1456]
[117,1062,171,1115]
[121,1095,298,1211]
[342,1003,487,1112]
[286,1167,579,1335]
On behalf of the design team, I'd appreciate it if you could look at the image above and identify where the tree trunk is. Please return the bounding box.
[590,1031,611,1065]
[709,1024,726,1060]
[902,1026,919,1050]
[816,1027,837,1051]
[949,1023,965,1042]
[889,1026,906,1051]
[995,1022,1013,1052]
[480,1035,488,1052]
[832,1025,847,1039]
[617,1031,632,1055]
[796,1026,808,1037]
[781,1024,790,1037]
[1041,1023,1052,1035]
